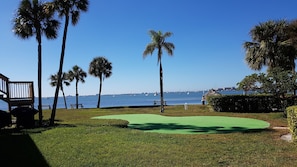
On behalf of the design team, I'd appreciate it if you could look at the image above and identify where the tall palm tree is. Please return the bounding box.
[283,19,297,94]
[50,0,89,125]
[49,72,70,109]
[68,65,87,109]
[243,20,296,72]
[143,30,175,113]
[89,57,112,108]
[13,0,60,125]
[286,19,297,48]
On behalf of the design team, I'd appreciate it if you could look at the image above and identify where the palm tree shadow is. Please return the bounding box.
[129,123,266,134]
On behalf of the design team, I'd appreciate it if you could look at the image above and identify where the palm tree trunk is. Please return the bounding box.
[61,86,67,109]
[160,60,164,113]
[37,31,43,125]
[97,77,102,108]
[76,80,78,109]
[50,14,69,126]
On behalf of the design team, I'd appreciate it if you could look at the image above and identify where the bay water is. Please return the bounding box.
[0,90,243,111]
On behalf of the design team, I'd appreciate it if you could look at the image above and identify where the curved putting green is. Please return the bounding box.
[92,114,270,134]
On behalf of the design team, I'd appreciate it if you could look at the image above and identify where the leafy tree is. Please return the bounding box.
[50,0,89,126]
[143,30,175,113]
[237,73,263,95]
[261,68,297,97]
[238,68,297,97]
[243,20,296,72]
[13,0,60,125]
[89,57,112,108]
[68,65,87,109]
[49,72,70,109]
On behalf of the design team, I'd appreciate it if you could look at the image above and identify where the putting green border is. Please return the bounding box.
[92,114,270,134]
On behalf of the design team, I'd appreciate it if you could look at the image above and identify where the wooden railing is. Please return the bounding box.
[0,73,34,111]
[0,73,9,95]
[8,82,34,100]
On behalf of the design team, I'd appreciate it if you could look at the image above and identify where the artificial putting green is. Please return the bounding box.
[92,114,270,134]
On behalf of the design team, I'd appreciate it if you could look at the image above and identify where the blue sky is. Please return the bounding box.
[1,0,297,97]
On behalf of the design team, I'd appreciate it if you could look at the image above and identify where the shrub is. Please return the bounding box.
[207,95,296,113]
[286,106,297,142]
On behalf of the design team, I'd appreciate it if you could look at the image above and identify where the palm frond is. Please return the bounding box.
[44,19,60,39]
[163,42,175,56]
[71,10,80,25]
[68,65,87,83]
[163,32,173,38]
[143,43,156,57]
[53,0,89,25]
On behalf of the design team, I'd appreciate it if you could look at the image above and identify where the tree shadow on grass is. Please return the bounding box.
[0,121,76,167]
[0,131,49,166]
[129,123,267,134]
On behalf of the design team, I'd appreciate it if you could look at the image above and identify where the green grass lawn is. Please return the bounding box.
[1,105,297,167]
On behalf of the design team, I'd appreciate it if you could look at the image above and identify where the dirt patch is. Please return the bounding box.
[273,127,292,142]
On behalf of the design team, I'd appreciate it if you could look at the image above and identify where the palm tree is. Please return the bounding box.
[89,57,112,108]
[285,19,297,95]
[243,20,296,72]
[49,72,70,109]
[143,30,175,113]
[68,65,87,109]
[13,0,60,125]
[286,19,297,48]
[50,0,89,125]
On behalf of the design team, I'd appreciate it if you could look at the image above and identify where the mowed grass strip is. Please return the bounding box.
[1,105,296,167]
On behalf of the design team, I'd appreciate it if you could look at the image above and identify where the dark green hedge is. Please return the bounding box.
[208,95,297,113]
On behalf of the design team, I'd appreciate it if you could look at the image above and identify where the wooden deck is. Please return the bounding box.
[0,74,34,111]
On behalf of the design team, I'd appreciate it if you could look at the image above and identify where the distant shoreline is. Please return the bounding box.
[42,89,238,98]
